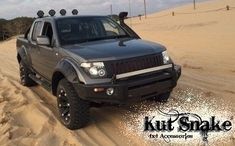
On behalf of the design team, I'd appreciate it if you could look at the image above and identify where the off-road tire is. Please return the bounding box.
[57,78,90,130]
[19,61,37,87]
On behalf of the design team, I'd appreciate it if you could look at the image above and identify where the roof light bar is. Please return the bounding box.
[37,9,79,17]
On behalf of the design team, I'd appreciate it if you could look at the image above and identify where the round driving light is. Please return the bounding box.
[98,69,106,77]
[49,9,56,16]
[37,10,44,18]
[106,88,114,96]
[60,9,67,16]
[72,9,78,15]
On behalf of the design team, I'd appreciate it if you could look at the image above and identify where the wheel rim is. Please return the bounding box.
[20,64,26,84]
[57,88,71,124]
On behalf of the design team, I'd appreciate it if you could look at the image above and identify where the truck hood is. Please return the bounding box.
[62,38,166,62]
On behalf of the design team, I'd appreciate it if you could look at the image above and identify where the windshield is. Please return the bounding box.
[56,17,130,45]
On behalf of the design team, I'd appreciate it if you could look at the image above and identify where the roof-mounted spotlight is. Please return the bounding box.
[72,9,78,15]
[37,10,44,18]
[49,9,56,17]
[60,9,66,16]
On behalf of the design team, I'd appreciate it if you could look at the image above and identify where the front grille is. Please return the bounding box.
[105,54,163,76]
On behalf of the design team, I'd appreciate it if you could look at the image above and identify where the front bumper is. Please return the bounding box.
[74,65,181,104]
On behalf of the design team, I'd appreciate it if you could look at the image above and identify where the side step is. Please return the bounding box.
[29,74,51,91]
[29,74,43,85]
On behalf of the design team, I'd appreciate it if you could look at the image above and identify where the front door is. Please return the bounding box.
[29,21,43,73]
[37,22,60,80]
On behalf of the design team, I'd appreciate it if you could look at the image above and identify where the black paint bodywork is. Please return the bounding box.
[16,15,181,104]
[63,38,166,62]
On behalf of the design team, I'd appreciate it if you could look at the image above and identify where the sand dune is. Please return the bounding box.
[0,0,235,145]
[131,0,235,101]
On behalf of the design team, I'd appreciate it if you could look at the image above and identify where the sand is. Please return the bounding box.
[131,0,235,101]
[0,0,234,145]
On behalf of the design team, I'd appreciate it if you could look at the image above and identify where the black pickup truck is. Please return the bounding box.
[16,10,181,130]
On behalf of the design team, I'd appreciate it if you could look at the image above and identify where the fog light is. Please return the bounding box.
[94,88,105,92]
[106,88,114,96]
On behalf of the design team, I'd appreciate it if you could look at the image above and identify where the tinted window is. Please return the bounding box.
[56,17,129,45]
[32,21,42,41]
[42,22,53,45]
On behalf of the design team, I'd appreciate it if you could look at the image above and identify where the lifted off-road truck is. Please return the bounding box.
[16,10,181,130]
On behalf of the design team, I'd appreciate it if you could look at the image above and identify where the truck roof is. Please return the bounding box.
[36,15,108,21]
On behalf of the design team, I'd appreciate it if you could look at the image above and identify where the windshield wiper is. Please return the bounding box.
[115,35,130,39]
[74,35,130,44]
[87,35,130,42]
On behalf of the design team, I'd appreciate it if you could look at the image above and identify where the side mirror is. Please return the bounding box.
[36,36,50,46]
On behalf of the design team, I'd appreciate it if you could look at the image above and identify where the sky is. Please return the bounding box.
[0,0,210,19]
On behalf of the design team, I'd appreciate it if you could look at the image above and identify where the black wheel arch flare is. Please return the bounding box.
[52,58,84,95]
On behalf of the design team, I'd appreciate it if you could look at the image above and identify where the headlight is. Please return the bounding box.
[162,51,170,64]
[81,62,107,78]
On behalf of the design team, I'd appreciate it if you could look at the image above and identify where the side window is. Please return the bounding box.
[32,21,42,42]
[42,22,53,45]
[24,26,30,39]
